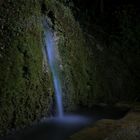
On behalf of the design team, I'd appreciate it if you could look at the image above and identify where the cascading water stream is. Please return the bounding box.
[43,20,63,118]
[43,19,91,124]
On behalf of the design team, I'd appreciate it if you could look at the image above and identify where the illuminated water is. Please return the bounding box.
[44,20,63,117]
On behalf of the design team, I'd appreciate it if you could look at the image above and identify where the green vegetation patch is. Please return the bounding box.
[0,0,53,135]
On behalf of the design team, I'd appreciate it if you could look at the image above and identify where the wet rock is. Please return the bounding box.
[69,111,140,140]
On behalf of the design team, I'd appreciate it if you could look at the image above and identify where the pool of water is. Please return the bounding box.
[1,106,129,140]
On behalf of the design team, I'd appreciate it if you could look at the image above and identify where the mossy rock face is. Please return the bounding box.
[0,0,53,135]
[43,0,140,110]
[45,0,140,110]
[43,0,98,110]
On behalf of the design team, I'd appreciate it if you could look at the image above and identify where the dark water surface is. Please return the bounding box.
[1,106,129,140]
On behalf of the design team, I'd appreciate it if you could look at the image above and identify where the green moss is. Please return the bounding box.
[0,0,53,135]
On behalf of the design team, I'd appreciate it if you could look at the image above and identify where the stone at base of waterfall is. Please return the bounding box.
[69,112,140,140]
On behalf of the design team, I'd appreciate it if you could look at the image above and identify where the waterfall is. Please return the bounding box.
[41,19,91,128]
[43,19,63,118]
